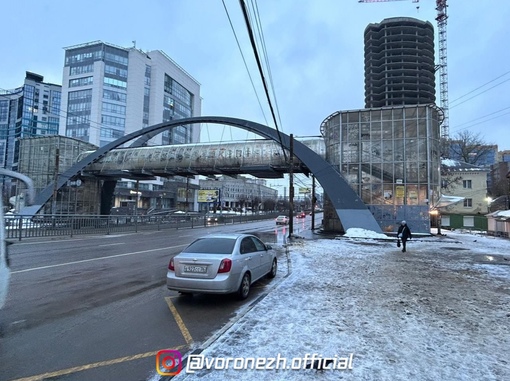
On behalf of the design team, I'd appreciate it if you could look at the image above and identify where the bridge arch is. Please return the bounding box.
[22,116,382,232]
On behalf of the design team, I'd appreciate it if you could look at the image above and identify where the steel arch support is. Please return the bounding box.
[21,116,382,233]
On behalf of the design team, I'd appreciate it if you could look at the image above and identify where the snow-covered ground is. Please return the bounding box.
[158,229,510,381]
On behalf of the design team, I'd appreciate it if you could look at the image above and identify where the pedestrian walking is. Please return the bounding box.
[397,220,412,253]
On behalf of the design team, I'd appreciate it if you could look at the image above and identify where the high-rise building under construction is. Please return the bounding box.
[364,17,436,108]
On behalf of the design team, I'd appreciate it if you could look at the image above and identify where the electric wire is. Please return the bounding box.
[238,0,288,162]
[449,77,510,110]
[449,70,510,105]
[221,0,269,128]
[249,0,285,133]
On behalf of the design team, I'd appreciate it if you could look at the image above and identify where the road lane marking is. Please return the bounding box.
[11,245,187,274]
[10,345,187,381]
[98,242,126,247]
[165,297,194,345]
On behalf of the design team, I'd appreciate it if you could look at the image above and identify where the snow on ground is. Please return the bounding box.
[167,230,510,381]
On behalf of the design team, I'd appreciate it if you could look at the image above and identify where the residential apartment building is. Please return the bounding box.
[1,72,61,201]
[0,72,61,173]
[498,150,510,163]
[441,159,489,215]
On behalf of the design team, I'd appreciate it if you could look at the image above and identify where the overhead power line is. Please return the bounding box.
[221,0,269,126]
[238,0,288,162]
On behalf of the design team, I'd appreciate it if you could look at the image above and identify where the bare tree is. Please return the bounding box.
[262,198,276,211]
[440,161,463,192]
[448,130,494,165]
[237,194,248,211]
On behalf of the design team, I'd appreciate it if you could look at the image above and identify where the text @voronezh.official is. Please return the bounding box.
[156,350,354,375]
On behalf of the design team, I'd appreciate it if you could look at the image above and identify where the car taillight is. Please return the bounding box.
[168,258,175,271]
[218,258,232,273]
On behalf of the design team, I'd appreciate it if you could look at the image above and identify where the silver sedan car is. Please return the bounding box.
[167,233,277,299]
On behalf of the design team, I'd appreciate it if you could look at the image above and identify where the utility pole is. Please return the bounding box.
[288,134,294,238]
[51,147,60,218]
[311,175,316,230]
[185,177,190,213]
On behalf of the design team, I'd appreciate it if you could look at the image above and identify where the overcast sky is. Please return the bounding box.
[2,0,510,153]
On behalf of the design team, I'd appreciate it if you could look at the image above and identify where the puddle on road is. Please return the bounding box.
[440,247,510,267]
[247,231,288,246]
[471,254,510,266]
[440,247,470,251]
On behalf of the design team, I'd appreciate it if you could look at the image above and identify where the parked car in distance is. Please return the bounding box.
[167,233,277,299]
[296,212,306,218]
[275,215,289,225]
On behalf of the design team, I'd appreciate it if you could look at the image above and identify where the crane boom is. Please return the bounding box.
[358,0,419,3]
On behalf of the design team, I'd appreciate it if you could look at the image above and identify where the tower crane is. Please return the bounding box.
[359,0,450,141]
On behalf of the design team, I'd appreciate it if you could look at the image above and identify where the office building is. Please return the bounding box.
[364,17,436,108]
[58,41,202,213]
[59,41,201,147]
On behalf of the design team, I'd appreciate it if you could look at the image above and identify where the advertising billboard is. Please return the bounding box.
[198,189,219,203]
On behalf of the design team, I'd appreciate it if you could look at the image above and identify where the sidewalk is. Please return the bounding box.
[162,229,510,380]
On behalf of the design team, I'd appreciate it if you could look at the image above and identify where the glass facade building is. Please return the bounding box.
[1,73,61,200]
[60,41,201,147]
[320,104,443,233]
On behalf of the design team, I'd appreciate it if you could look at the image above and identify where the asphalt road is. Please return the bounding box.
[0,216,314,381]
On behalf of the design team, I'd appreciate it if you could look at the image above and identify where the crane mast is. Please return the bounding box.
[435,0,449,140]
[359,0,449,141]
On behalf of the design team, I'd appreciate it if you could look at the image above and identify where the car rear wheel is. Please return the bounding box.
[267,259,277,279]
[238,273,251,300]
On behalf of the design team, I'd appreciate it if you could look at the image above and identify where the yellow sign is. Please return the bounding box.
[299,187,311,194]
[198,189,219,203]
[395,186,405,198]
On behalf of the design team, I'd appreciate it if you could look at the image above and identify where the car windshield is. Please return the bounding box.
[182,238,236,254]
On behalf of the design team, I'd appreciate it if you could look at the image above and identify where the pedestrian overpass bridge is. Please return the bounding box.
[21,116,383,233]
[78,138,325,180]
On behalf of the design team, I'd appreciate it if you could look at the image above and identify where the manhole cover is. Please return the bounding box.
[440,247,470,251]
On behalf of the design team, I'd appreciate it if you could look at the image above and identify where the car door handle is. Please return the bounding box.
[245,258,251,261]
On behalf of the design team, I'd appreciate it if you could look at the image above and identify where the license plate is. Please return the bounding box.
[184,265,207,273]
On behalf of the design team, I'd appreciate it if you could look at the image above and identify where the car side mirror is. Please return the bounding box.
[265,244,272,250]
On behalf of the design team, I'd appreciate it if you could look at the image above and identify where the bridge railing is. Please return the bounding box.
[4,212,283,241]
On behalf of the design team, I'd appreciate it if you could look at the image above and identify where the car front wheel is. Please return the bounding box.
[238,273,251,300]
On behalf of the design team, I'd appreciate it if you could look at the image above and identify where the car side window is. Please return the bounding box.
[250,237,266,252]
[240,238,257,254]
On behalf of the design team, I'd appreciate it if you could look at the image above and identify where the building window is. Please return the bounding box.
[69,77,93,87]
[104,64,128,78]
[463,180,472,189]
[463,198,472,208]
[103,89,127,103]
[69,89,92,101]
[101,115,125,128]
[102,102,126,115]
[463,216,475,227]
[70,64,94,76]
[103,77,127,89]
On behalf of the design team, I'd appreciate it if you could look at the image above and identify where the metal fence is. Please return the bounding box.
[4,213,282,241]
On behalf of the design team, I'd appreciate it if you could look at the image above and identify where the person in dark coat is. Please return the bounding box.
[397,220,412,252]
